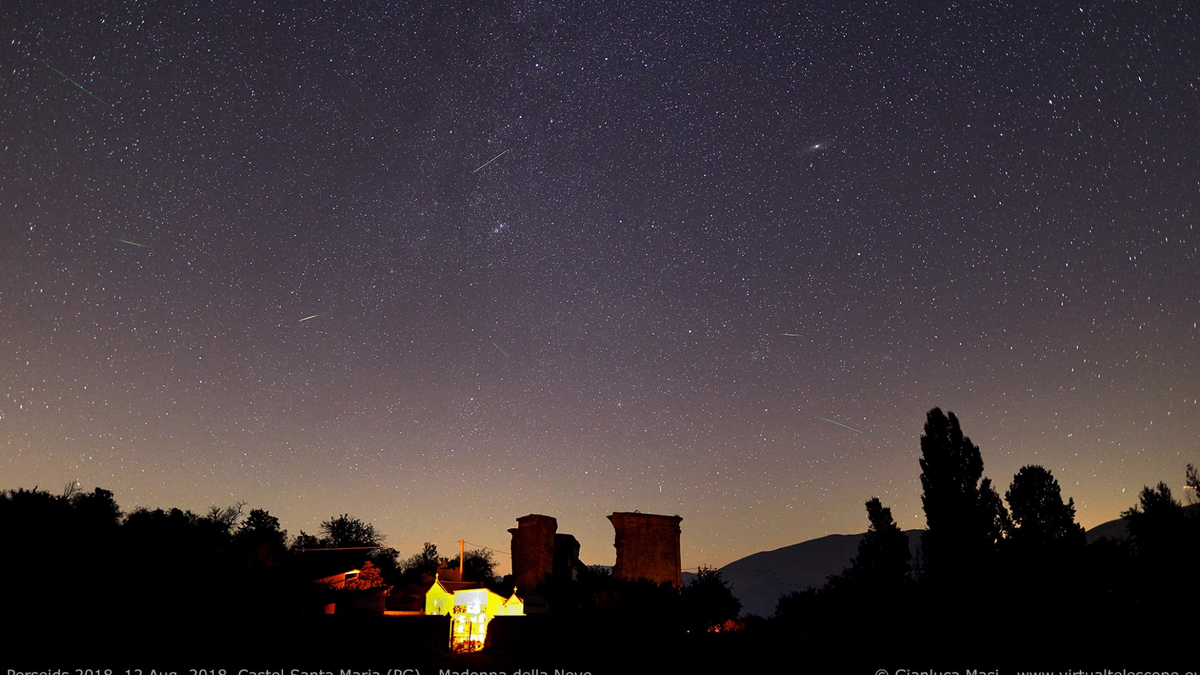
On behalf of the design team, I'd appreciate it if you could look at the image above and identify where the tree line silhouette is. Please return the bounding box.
[4,406,1193,660]
[0,480,741,661]
[773,407,1200,641]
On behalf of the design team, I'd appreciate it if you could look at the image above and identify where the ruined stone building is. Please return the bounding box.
[508,514,583,592]
[608,511,683,588]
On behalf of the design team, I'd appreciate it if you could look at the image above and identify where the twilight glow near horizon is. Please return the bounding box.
[3,1,1197,574]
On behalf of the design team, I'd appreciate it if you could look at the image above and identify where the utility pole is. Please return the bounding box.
[459,538,465,581]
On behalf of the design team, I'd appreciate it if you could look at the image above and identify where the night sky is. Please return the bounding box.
[3,1,1198,574]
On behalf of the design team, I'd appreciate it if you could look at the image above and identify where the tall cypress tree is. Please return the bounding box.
[918,408,1006,588]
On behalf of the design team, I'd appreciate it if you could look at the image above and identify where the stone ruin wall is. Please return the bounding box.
[608,512,682,588]
[508,514,557,592]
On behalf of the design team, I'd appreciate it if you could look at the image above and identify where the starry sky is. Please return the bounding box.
[3,1,1198,574]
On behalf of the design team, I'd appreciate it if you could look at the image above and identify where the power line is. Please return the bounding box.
[463,540,511,557]
[293,545,388,552]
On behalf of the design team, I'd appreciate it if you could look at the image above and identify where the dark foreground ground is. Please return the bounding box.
[6,615,1195,675]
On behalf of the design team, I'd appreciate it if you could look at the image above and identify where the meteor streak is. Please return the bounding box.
[45,62,113,107]
[815,415,868,435]
[799,408,869,435]
[299,314,322,322]
[472,149,511,173]
[116,239,147,248]
[780,333,802,337]
[491,341,510,357]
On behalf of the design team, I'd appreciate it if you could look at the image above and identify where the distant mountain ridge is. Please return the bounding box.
[719,509,1191,618]
[1082,503,1199,544]
[1084,515,1129,544]
[718,530,923,618]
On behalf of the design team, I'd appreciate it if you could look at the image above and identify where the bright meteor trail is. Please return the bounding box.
[299,314,322,322]
[44,62,112,107]
[815,415,868,435]
[799,408,868,435]
[472,149,511,173]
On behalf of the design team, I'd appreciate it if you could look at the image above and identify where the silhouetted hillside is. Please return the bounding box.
[586,564,696,586]
[1085,516,1130,544]
[1084,502,1199,544]
[723,503,1198,619]
[719,530,922,617]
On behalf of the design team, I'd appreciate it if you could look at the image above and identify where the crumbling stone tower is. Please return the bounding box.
[553,533,582,582]
[508,514,557,591]
[608,512,683,588]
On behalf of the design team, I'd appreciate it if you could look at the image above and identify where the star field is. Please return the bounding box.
[3,1,1198,573]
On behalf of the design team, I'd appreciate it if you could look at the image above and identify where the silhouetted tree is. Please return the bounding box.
[772,587,827,634]
[236,508,288,549]
[918,408,1005,586]
[1005,465,1084,552]
[993,466,1087,632]
[0,486,124,620]
[1186,463,1199,506]
[319,514,383,548]
[206,501,246,535]
[235,508,289,576]
[368,546,401,583]
[833,497,912,591]
[592,577,685,640]
[400,542,445,582]
[120,504,250,622]
[123,506,205,545]
[291,530,323,551]
[801,497,918,636]
[1,486,72,549]
[1114,476,1199,639]
[1121,482,1186,557]
[68,486,122,528]
[445,548,498,584]
[682,566,742,633]
[979,477,1011,545]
